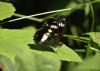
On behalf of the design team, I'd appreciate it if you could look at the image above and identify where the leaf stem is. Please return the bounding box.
[74,49,86,52]
[8,8,71,23]
[3,0,98,24]
[86,0,95,57]
[63,34,90,42]
[88,0,95,32]
[14,13,44,22]
[90,47,100,52]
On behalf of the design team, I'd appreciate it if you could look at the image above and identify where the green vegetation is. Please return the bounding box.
[0,0,100,71]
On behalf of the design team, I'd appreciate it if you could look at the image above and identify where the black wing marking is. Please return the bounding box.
[33,26,49,44]
[57,15,66,32]
[34,17,56,44]
[43,17,56,26]
[54,15,66,43]
[33,15,66,44]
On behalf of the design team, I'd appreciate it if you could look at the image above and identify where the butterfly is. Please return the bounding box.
[33,15,66,45]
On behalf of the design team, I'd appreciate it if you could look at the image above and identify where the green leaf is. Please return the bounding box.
[0,29,61,71]
[33,54,61,71]
[86,32,100,46]
[31,44,82,62]
[70,53,100,71]
[0,29,35,61]
[31,49,58,59]
[0,1,16,20]
[53,44,83,62]
[0,55,15,71]
[15,52,61,71]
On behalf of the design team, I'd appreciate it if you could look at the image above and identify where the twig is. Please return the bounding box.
[8,8,71,23]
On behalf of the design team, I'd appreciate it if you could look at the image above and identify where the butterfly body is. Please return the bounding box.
[33,15,66,44]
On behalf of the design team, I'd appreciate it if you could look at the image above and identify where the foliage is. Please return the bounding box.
[0,0,100,71]
[69,53,100,71]
[86,32,100,46]
[0,1,15,20]
[0,29,61,71]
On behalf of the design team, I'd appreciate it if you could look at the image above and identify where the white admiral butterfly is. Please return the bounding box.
[33,15,66,45]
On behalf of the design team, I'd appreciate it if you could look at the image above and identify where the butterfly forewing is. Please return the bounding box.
[34,17,56,44]
[33,27,48,43]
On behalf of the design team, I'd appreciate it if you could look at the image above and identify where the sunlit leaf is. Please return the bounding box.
[0,1,15,20]
[0,29,61,71]
[0,55,15,71]
[31,44,82,62]
[70,53,100,71]
[86,32,100,46]
[53,44,83,62]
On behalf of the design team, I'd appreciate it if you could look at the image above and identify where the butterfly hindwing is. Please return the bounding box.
[54,15,66,43]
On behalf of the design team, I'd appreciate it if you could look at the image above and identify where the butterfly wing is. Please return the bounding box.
[34,15,66,44]
[34,17,56,44]
[57,15,66,32]
[54,15,66,43]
